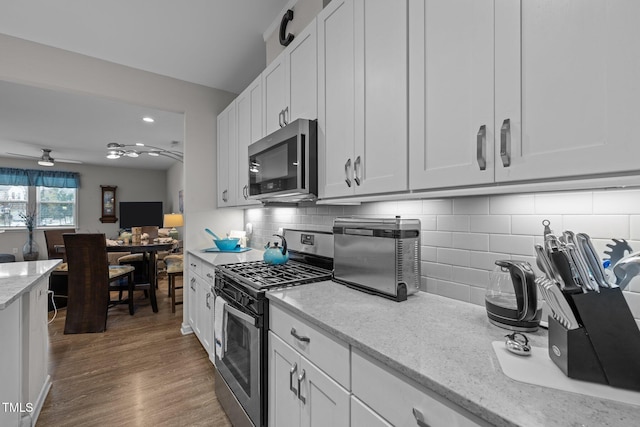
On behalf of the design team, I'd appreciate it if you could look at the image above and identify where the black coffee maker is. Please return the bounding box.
[485,260,541,331]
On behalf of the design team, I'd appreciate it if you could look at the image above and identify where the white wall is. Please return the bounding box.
[0,157,167,260]
[0,33,244,254]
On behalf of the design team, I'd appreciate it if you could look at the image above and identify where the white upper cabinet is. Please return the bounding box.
[319,0,408,199]
[216,100,236,207]
[409,0,494,190]
[263,18,318,136]
[236,75,263,206]
[494,0,640,182]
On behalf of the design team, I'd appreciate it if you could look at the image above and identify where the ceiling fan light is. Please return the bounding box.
[38,159,54,166]
[107,152,120,159]
[142,117,155,123]
[125,151,139,158]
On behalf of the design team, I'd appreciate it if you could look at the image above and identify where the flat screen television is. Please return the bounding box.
[119,201,163,229]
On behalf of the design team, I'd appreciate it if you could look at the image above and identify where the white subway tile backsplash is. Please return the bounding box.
[421,246,437,262]
[452,232,489,251]
[423,261,452,281]
[437,215,470,232]
[490,194,535,214]
[593,189,640,214]
[451,266,489,288]
[422,231,453,248]
[490,234,535,256]
[453,197,490,215]
[562,215,629,239]
[470,215,511,234]
[470,251,512,271]
[511,215,562,236]
[437,248,470,267]
[422,199,453,215]
[534,192,593,214]
[247,187,640,309]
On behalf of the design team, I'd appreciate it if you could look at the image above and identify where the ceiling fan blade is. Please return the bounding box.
[5,152,39,160]
[56,158,83,164]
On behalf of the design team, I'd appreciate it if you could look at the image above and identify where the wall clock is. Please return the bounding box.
[100,185,118,223]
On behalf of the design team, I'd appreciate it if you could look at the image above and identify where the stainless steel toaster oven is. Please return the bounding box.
[332,217,421,301]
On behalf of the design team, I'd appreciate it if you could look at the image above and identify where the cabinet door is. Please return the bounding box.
[217,101,237,207]
[187,276,198,335]
[318,0,357,198]
[495,0,640,182]
[353,0,409,195]
[235,76,262,206]
[263,54,287,135]
[300,357,350,427]
[286,18,318,124]
[409,0,494,190]
[269,332,302,427]
[198,283,214,355]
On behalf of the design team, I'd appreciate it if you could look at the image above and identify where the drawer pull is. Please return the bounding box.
[412,408,431,427]
[190,277,196,291]
[500,118,511,167]
[289,363,298,395]
[206,273,213,279]
[344,159,352,187]
[291,328,310,343]
[205,292,211,309]
[476,124,487,170]
[297,369,306,404]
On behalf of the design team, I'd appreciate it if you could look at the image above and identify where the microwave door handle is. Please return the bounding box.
[224,303,256,326]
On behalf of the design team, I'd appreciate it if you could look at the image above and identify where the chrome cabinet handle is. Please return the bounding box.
[297,369,306,404]
[222,189,228,202]
[205,292,211,309]
[290,327,310,343]
[283,106,289,126]
[243,185,249,200]
[476,125,487,170]
[412,408,431,427]
[206,272,214,280]
[344,159,352,187]
[278,110,284,128]
[190,277,196,291]
[289,363,298,396]
[500,118,511,167]
[354,155,361,186]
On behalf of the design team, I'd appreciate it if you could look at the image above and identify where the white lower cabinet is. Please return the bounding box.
[269,332,350,427]
[187,255,215,362]
[351,396,392,427]
[352,349,489,427]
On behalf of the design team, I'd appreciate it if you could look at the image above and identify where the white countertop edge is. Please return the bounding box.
[0,260,62,309]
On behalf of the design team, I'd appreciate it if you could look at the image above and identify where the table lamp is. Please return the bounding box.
[164,213,184,240]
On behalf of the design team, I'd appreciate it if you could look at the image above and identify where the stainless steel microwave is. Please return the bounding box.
[248,118,317,203]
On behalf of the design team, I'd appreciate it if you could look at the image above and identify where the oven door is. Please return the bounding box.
[215,301,262,426]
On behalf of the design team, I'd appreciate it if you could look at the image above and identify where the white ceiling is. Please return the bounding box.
[0,0,290,170]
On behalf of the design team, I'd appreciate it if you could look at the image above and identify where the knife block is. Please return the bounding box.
[548,287,640,391]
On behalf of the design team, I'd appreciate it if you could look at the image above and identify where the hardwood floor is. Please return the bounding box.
[37,275,232,427]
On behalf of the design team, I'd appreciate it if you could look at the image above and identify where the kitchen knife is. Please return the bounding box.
[549,250,584,294]
[566,243,598,292]
[576,233,610,289]
[535,244,566,289]
[546,281,580,329]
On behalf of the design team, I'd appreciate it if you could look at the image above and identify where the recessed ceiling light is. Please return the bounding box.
[135,142,145,146]
[148,152,160,157]
[142,117,155,123]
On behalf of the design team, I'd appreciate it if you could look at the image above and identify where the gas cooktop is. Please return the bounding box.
[216,260,332,291]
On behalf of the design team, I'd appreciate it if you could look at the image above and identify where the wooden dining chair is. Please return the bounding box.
[44,228,76,310]
[165,254,184,313]
[118,225,159,284]
[63,233,135,334]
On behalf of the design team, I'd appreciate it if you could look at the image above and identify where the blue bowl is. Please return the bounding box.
[214,238,240,251]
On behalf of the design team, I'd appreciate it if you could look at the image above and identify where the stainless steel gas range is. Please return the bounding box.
[213,229,333,427]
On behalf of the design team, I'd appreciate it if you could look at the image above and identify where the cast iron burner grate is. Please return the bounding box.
[217,260,332,290]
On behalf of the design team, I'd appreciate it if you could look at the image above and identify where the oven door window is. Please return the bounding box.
[249,135,299,195]
[217,305,261,426]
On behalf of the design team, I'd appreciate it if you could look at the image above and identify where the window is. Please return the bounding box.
[0,185,28,227]
[0,168,80,229]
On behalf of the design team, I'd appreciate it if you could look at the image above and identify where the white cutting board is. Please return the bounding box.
[492,342,640,406]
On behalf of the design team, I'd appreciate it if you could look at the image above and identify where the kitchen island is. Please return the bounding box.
[267,281,640,427]
[0,260,60,427]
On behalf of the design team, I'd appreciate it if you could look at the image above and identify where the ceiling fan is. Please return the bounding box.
[5,148,83,167]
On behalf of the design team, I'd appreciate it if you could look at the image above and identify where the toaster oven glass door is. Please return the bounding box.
[249,136,299,196]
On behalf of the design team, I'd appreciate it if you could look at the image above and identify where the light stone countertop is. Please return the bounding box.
[267,281,640,427]
[187,248,264,266]
[0,260,61,309]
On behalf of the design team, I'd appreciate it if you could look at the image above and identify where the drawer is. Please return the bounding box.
[352,349,489,427]
[187,255,202,277]
[352,396,392,427]
[269,304,350,389]
[201,262,215,285]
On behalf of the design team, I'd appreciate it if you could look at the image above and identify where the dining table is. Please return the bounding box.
[54,240,174,313]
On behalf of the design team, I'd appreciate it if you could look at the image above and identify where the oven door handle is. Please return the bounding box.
[224,303,256,326]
